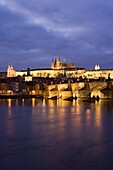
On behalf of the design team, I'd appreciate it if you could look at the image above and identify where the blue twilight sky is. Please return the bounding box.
[0,0,113,71]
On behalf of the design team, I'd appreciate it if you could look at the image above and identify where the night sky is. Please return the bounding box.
[0,0,113,71]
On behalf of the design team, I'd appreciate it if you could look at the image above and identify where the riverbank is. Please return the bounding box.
[0,94,44,99]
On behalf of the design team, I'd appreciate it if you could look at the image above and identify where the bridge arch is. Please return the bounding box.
[91,85,104,99]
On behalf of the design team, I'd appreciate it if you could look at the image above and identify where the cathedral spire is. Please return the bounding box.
[56,55,62,69]
[58,54,61,62]
[51,58,55,69]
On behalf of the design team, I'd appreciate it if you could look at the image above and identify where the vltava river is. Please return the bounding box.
[0,99,113,170]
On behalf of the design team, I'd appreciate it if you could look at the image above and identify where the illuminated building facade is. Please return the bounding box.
[7,56,85,78]
[7,65,16,77]
[6,56,113,80]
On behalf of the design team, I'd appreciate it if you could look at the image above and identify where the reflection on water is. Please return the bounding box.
[7,99,12,117]
[8,98,11,107]
[22,98,24,106]
[95,101,102,127]
[0,98,104,110]
[0,99,113,170]
[32,98,35,107]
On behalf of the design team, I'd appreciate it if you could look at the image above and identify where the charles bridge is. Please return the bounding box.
[44,80,113,100]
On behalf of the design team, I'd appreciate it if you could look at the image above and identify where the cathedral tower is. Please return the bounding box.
[7,64,16,77]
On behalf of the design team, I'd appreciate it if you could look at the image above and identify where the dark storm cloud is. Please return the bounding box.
[0,0,113,70]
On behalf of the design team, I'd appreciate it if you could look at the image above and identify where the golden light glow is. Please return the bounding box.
[32,98,35,107]
[7,99,12,117]
[42,98,46,106]
[85,108,92,127]
[32,90,36,95]
[7,90,13,94]
[8,99,11,107]
[95,101,102,127]
[86,108,91,115]
[74,100,82,115]
[22,98,24,106]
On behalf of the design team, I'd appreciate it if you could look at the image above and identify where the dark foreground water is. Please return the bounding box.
[0,99,113,170]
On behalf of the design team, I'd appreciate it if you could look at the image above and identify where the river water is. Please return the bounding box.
[0,98,113,170]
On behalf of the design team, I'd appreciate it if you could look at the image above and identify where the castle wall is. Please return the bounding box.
[16,71,27,77]
[10,68,113,80]
[85,70,113,79]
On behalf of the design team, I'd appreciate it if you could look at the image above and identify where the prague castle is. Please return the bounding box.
[7,55,113,80]
[51,55,76,70]
[7,55,85,78]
